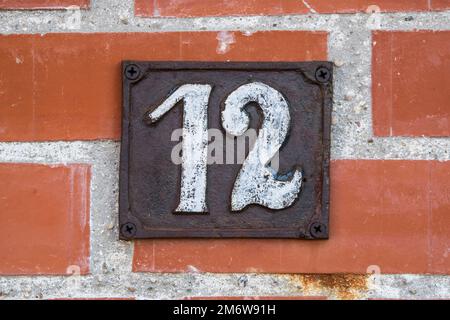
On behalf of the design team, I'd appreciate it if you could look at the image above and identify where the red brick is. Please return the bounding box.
[133,160,450,274]
[0,31,327,142]
[135,0,308,17]
[431,0,450,10]
[0,163,90,275]
[373,31,450,137]
[135,0,433,17]
[429,161,450,273]
[311,0,430,13]
[0,0,89,9]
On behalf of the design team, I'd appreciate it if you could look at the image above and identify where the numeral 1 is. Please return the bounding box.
[146,84,211,213]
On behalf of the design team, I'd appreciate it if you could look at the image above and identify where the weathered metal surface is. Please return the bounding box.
[120,61,332,239]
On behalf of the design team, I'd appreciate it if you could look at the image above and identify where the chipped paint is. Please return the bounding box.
[216,31,235,54]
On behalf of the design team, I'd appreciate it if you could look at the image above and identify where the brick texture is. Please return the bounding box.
[135,0,445,17]
[0,0,89,9]
[429,161,450,270]
[431,0,450,10]
[0,163,90,275]
[133,160,450,274]
[0,31,327,142]
[373,31,450,137]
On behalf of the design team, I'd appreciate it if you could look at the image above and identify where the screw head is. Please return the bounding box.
[120,222,137,238]
[309,222,327,238]
[124,64,140,80]
[315,66,331,83]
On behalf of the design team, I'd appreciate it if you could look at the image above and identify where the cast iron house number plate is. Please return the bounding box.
[119,61,332,240]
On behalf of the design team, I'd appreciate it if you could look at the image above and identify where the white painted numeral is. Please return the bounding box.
[148,82,302,213]
[221,82,303,211]
[147,84,211,213]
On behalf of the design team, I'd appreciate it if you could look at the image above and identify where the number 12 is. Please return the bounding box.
[146,82,303,213]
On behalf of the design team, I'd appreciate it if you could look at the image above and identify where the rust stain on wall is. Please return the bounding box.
[286,274,369,300]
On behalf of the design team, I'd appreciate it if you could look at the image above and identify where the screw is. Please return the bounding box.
[124,64,140,80]
[238,275,248,288]
[315,66,331,83]
[120,222,137,238]
[309,222,327,238]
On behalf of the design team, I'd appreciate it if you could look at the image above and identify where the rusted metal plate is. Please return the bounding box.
[120,62,332,239]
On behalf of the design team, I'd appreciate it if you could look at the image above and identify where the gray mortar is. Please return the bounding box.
[0,0,449,299]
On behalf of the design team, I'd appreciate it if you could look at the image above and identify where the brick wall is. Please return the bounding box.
[0,0,449,300]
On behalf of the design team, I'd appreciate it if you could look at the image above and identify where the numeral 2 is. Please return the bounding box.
[146,82,302,213]
[222,82,302,211]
